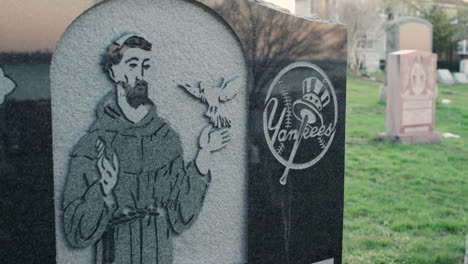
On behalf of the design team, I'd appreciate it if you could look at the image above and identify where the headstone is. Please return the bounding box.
[460,59,468,74]
[454,72,468,84]
[363,51,380,73]
[380,84,388,102]
[437,69,455,85]
[381,17,433,102]
[47,1,347,264]
[1,0,347,263]
[379,50,441,144]
[386,17,433,55]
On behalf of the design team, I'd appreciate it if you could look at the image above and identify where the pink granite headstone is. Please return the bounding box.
[380,50,441,143]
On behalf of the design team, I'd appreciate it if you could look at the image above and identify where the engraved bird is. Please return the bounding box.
[179,76,240,128]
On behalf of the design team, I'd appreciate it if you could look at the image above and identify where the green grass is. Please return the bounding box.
[343,75,468,264]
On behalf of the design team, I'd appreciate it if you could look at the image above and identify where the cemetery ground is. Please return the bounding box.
[343,75,468,264]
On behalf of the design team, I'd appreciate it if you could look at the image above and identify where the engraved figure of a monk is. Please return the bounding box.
[62,34,230,264]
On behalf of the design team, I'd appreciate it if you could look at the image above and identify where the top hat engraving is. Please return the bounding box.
[292,77,330,126]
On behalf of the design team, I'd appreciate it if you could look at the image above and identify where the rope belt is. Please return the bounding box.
[102,208,163,264]
[110,208,161,227]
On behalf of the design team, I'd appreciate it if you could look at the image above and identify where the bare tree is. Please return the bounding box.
[205,1,346,263]
[211,0,346,98]
[380,0,411,20]
[454,1,468,41]
[338,0,383,74]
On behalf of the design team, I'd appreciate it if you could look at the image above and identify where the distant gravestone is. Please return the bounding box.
[363,51,381,73]
[460,59,468,74]
[386,17,433,55]
[454,73,468,84]
[437,69,455,85]
[380,50,441,144]
[381,17,433,102]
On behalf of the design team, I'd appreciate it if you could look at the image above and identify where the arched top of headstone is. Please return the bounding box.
[387,16,433,31]
[386,16,433,55]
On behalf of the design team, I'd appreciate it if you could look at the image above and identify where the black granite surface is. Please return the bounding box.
[199,1,348,263]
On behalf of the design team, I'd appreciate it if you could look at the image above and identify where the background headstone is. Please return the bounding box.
[381,17,433,102]
[460,59,468,75]
[386,17,433,55]
[380,50,441,144]
[437,69,455,85]
[454,73,468,84]
[380,84,388,103]
[363,51,381,73]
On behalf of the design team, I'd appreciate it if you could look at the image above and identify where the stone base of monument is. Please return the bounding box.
[378,132,442,144]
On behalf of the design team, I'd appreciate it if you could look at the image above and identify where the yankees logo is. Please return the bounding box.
[263,62,338,185]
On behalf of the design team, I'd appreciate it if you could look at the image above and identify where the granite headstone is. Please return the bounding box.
[386,17,433,55]
[381,17,433,102]
[380,50,441,144]
[363,51,381,73]
[460,59,468,75]
[437,69,455,86]
[2,0,347,263]
[454,73,468,84]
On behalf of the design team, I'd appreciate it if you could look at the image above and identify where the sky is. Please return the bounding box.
[0,0,98,52]
[0,0,294,53]
[267,0,295,12]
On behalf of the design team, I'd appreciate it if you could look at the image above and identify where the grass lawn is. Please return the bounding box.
[343,75,468,264]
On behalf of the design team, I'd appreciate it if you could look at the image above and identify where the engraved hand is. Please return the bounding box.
[96,138,119,196]
[196,125,231,175]
[199,125,231,152]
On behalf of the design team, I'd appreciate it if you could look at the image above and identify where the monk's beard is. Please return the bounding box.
[124,80,151,109]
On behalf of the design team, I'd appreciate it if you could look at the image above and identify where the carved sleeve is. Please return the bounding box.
[62,133,116,248]
[166,138,210,234]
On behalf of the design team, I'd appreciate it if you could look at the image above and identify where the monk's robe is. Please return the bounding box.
[62,91,210,264]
